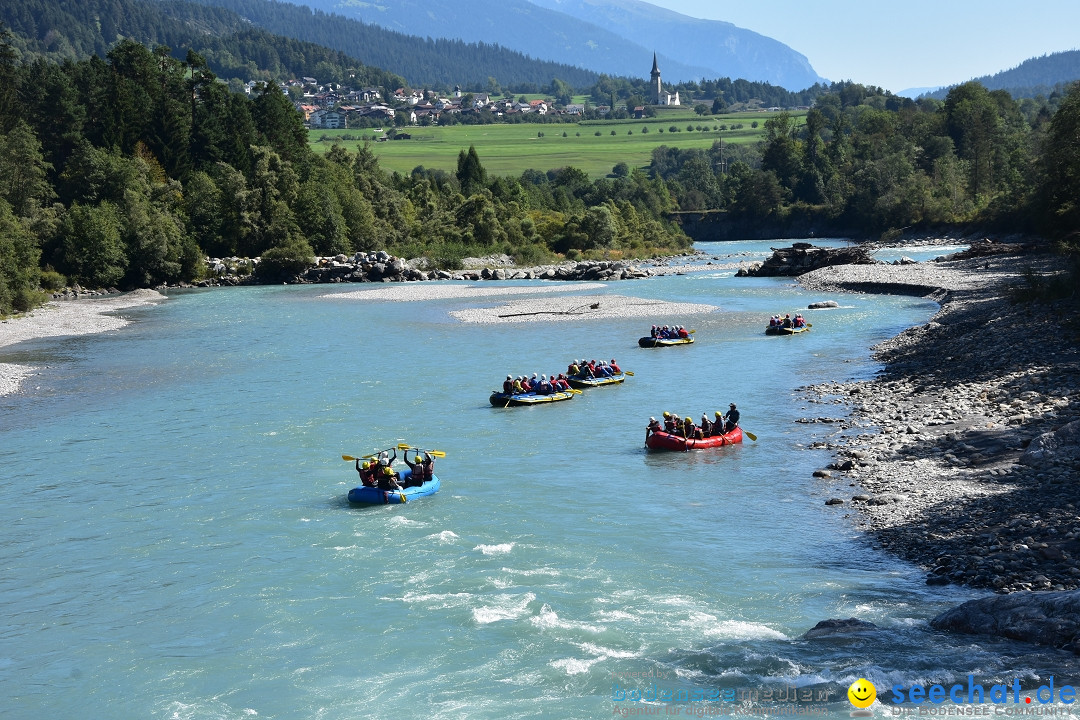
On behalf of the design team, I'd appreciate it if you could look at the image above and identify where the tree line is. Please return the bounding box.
[0,31,691,315]
[650,80,1080,252]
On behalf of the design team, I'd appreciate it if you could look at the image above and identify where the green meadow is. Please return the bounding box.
[309,109,804,177]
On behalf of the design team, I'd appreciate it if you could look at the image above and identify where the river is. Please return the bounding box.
[2,241,1077,719]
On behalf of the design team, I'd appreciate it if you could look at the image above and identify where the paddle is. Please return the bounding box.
[567,388,582,394]
[341,445,398,462]
[397,443,448,458]
[743,429,757,441]
[623,370,634,376]
[402,450,447,458]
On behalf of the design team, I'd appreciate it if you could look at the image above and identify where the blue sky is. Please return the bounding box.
[645,0,1080,93]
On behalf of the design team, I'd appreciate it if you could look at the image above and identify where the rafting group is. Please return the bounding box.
[501,372,573,395]
[567,358,622,379]
[639,323,695,348]
[766,313,810,335]
[650,324,691,340]
[647,405,740,442]
[354,448,437,491]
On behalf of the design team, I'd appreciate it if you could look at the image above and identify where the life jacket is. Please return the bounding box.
[678,328,689,338]
[610,362,621,373]
[503,380,514,393]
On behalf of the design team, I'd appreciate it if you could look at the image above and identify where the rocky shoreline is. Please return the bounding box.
[199,251,663,286]
[797,244,1080,599]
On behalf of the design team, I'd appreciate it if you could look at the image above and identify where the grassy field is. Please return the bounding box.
[309,109,805,178]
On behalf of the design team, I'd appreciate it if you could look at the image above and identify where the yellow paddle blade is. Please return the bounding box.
[342,454,357,461]
[623,370,635,376]
[410,448,447,458]
[569,388,582,394]
[397,442,412,450]
[689,329,696,333]
[743,430,758,441]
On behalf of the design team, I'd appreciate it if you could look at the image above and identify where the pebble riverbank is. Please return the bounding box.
[798,246,1080,594]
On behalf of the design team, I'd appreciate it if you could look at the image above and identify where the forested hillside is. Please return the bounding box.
[0,28,691,315]
[1,0,599,90]
[294,0,823,89]
[186,0,600,90]
[0,0,832,111]
[925,50,1080,101]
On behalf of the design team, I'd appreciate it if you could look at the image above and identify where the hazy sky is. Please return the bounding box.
[643,0,1080,92]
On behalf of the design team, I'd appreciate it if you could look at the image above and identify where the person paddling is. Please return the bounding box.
[723,403,740,433]
[646,416,661,445]
[356,459,376,487]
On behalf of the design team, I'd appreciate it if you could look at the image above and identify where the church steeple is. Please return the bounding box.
[650,52,662,104]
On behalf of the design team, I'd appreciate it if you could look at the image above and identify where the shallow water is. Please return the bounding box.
[2,241,1077,719]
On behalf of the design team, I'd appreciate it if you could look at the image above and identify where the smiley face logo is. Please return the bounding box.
[847,678,876,709]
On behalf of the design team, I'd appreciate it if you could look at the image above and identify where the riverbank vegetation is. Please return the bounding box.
[1,21,1079,316]
[649,80,1080,288]
[0,32,692,315]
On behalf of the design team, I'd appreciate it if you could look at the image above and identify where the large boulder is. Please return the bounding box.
[930,590,1080,654]
[742,243,877,277]
[1020,419,1080,467]
[802,618,880,640]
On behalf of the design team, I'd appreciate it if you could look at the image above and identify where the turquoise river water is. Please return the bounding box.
[2,241,1078,719]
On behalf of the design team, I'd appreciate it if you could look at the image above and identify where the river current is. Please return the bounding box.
[2,241,1078,719]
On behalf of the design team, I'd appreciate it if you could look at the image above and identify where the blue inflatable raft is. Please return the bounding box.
[348,468,441,505]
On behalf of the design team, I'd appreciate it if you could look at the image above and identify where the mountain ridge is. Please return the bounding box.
[527,0,823,90]
[293,0,825,90]
[922,50,1080,100]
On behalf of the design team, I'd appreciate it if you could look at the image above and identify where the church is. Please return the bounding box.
[650,53,680,106]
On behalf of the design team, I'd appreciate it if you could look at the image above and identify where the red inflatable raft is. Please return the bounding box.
[646,427,743,451]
